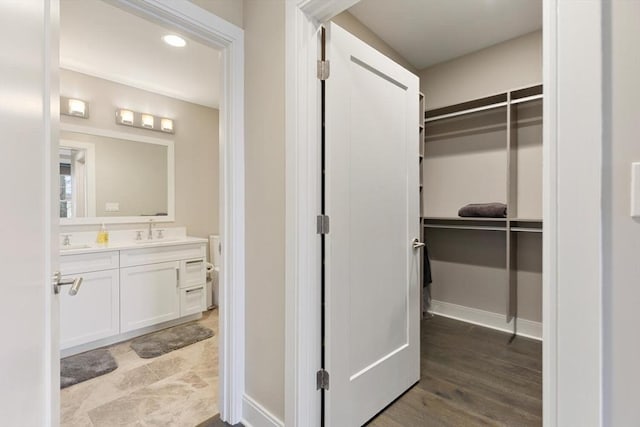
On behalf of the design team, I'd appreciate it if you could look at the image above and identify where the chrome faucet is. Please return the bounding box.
[147,219,154,240]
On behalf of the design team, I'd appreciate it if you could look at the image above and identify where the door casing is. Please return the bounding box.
[38,0,246,424]
[285,0,605,426]
[92,1,246,423]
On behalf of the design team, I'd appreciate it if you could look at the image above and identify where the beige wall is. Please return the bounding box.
[331,11,417,74]
[603,0,640,424]
[243,0,286,420]
[419,30,542,109]
[189,0,243,28]
[60,69,220,240]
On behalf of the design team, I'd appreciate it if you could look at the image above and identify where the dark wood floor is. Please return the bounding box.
[199,316,541,427]
[366,315,542,427]
[197,414,241,427]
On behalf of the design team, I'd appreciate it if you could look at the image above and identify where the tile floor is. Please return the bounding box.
[61,309,219,427]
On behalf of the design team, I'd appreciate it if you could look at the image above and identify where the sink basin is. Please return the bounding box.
[60,244,92,251]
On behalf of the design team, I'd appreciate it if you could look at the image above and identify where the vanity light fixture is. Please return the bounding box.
[61,96,89,119]
[141,114,154,129]
[115,108,175,134]
[117,109,134,125]
[160,118,174,133]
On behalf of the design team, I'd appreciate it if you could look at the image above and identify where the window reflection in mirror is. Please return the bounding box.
[59,147,86,218]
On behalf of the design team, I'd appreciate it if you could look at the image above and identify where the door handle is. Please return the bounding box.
[53,272,83,295]
[176,267,180,287]
[412,238,425,250]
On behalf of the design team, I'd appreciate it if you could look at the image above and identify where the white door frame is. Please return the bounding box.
[74,0,246,423]
[285,0,604,426]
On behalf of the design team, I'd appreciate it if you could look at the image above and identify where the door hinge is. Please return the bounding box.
[316,215,330,234]
[317,60,330,80]
[317,369,330,390]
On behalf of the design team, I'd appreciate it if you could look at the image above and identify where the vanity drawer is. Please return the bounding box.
[180,284,206,317]
[60,251,119,275]
[120,243,206,268]
[180,258,206,288]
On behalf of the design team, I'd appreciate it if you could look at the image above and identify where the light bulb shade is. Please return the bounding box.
[60,96,89,119]
[160,118,174,132]
[118,109,134,125]
[68,99,86,116]
[141,114,154,128]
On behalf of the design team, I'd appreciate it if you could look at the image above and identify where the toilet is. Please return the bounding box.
[206,235,220,309]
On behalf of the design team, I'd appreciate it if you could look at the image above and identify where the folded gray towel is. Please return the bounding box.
[458,202,507,218]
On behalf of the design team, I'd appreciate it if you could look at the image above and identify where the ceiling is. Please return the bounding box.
[60,0,221,108]
[348,0,542,70]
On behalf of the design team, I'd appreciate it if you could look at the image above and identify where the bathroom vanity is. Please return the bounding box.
[59,234,207,357]
[57,124,211,357]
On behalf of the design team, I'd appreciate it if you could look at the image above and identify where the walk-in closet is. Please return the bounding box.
[334,0,544,424]
[421,85,543,339]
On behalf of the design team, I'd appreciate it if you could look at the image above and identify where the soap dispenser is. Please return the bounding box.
[97,223,109,245]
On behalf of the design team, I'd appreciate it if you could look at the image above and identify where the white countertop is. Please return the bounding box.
[59,227,208,256]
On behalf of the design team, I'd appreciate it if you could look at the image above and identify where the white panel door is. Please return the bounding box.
[120,261,181,332]
[325,23,420,426]
[0,0,59,424]
[60,270,120,349]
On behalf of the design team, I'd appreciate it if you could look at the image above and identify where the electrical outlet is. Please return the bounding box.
[105,202,120,212]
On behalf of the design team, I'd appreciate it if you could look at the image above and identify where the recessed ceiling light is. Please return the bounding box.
[162,34,186,48]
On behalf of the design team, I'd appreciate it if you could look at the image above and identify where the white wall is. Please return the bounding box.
[60,70,219,239]
[602,0,640,424]
[243,0,286,421]
[419,31,542,109]
[331,11,417,74]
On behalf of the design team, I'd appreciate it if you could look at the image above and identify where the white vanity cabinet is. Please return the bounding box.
[59,251,120,350]
[119,243,207,333]
[59,239,207,355]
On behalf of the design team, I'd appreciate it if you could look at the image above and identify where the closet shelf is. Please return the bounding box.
[425,101,507,123]
[423,217,508,232]
[424,84,543,123]
[423,216,507,222]
[509,218,542,223]
[424,224,506,232]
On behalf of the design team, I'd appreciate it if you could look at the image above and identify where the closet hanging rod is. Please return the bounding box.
[510,227,543,233]
[424,224,506,232]
[425,101,508,122]
[510,94,543,105]
[509,218,543,223]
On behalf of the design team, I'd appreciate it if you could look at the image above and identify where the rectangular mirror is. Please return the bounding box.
[60,124,175,225]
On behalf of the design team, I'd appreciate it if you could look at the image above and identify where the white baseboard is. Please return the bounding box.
[428,300,542,341]
[241,394,284,427]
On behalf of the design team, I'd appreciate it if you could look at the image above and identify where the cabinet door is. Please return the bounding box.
[60,269,120,350]
[120,261,180,333]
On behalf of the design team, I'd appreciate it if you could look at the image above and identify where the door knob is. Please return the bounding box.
[412,238,425,250]
[53,272,83,295]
